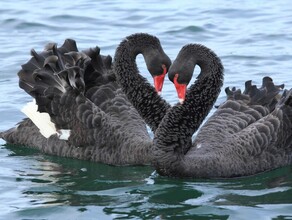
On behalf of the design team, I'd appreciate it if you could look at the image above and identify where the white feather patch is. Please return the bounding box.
[57,129,71,140]
[21,99,57,138]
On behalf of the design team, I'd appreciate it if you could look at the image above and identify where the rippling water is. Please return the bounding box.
[0,0,292,219]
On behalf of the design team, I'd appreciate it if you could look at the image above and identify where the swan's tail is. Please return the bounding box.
[224,76,284,112]
[17,39,111,139]
[275,88,292,151]
[277,88,292,123]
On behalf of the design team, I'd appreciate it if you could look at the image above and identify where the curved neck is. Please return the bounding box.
[114,35,170,133]
[153,45,224,175]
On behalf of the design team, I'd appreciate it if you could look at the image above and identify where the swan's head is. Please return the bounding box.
[146,53,171,95]
[168,56,194,104]
[116,33,171,94]
[142,37,171,95]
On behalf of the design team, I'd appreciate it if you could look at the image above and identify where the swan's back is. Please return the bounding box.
[194,77,284,145]
[189,77,292,177]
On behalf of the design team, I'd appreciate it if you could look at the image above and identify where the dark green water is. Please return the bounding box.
[1,0,292,219]
[1,144,292,219]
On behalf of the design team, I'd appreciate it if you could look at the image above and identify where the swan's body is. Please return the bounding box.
[152,44,292,178]
[0,34,171,165]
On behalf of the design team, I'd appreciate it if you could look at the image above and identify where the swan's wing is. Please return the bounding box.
[18,39,149,137]
[194,77,284,145]
[215,89,292,176]
[2,40,152,165]
[83,47,150,137]
[188,78,291,177]
[33,60,151,164]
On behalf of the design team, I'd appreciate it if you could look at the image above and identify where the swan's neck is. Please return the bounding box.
[114,36,170,132]
[153,45,224,176]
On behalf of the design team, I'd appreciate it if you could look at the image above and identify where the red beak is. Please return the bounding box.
[173,74,187,104]
[153,65,167,94]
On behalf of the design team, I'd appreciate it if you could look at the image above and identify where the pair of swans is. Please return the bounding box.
[1,33,291,178]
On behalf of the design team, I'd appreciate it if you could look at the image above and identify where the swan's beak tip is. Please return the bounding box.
[157,91,162,96]
[179,98,184,104]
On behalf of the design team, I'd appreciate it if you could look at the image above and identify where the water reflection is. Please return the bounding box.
[1,140,292,219]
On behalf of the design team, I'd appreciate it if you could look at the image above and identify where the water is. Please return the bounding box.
[0,0,292,219]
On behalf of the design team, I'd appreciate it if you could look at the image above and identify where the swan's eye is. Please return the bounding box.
[162,64,167,75]
[174,73,179,81]
[173,73,181,84]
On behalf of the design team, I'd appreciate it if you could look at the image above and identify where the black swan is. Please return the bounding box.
[151,43,292,178]
[0,33,171,165]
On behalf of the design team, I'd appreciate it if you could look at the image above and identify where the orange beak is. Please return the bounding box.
[173,74,187,104]
[153,64,167,95]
